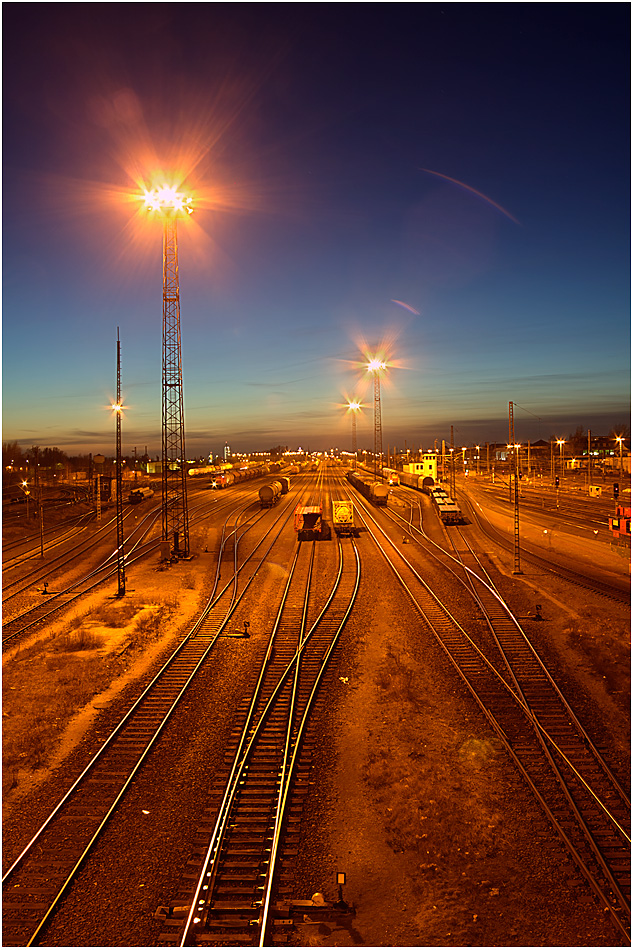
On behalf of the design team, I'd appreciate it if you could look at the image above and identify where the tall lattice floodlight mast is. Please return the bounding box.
[143,185,193,558]
[367,359,386,479]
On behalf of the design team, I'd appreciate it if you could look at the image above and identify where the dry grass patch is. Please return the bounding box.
[2,597,175,796]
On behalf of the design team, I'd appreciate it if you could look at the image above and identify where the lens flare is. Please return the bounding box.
[420,167,520,225]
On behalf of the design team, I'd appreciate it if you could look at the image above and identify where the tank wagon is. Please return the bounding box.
[128,486,155,504]
[259,481,283,508]
[279,476,290,494]
[346,470,389,507]
[332,499,355,536]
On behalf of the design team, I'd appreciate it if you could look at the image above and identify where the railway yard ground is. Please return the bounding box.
[2,474,630,947]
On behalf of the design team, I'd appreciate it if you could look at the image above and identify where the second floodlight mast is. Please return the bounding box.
[143,184,193,559]
[367,359,386,479]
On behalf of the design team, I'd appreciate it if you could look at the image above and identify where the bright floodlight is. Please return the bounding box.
[367,358,386,373]
[348,400,362,412]
[142,185,194,216]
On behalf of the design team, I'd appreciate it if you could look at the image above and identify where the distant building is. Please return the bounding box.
[224,442,231,462]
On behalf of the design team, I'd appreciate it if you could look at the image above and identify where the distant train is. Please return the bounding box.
[346,470,389,507]
[397,472,463,524]
[398,470,435,493]
[382,468,400,485]
[210,471,235,489]
[188,463,233,477]
[128,486,155,504]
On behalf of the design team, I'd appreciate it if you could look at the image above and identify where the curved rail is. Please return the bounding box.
[346,480,630,942]
[0,497,303,947]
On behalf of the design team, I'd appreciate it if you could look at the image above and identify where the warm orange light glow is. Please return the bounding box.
[367,358,387,374]
[142,184,194,216]
[348,400,362,412]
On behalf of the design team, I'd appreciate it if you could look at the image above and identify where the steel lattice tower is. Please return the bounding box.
[162,217,190,558]
[373,373,383,478]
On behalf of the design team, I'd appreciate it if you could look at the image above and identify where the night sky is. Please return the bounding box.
[3,4,630,458]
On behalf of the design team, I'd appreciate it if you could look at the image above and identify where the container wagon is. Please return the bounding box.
[332,499,355,536]
[128,486,155,504]
[431,492,463,525]
[259,481,282,508]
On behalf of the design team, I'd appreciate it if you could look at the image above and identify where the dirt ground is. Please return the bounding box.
[2,486,630,947]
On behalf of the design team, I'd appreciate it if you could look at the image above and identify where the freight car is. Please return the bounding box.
[279,476,290,494]
[346,470,389,506]
[398,473,462,523]
[259,481,283,508]
[332,499,355,536]
[129,486,155,504]
[294,504,330,540]
[398,470,435,492]
[430,491,463,525]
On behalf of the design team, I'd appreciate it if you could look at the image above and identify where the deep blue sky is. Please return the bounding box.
[3,3,630,458]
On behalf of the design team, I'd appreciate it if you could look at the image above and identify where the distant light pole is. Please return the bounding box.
[347,400,362,469]
[366,358,387,479]
[557,439,565,480]
[616,436,624,476]
[113,328,125,597]
[142,183,193,559]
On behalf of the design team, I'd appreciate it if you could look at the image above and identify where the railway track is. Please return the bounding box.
[159,533,360,947]
[2,490,244,647]
[0,495,302,947]
[345,482,630,943]
[456,488,630,604]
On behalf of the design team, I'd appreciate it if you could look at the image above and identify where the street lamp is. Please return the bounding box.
[557,439,565,479]
[142,182,193,559]
[616,436,624,476]
[347,400,362,470]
